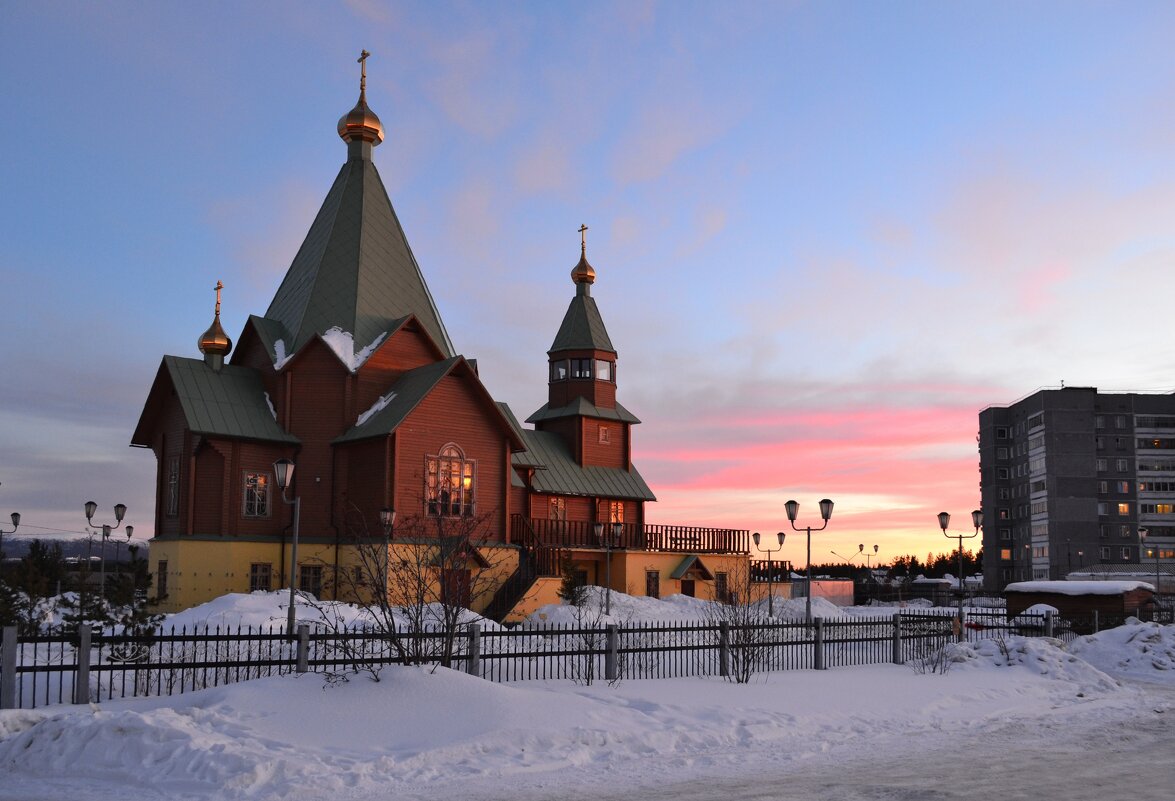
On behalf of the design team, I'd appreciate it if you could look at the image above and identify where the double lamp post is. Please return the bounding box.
[937,509,980,627]
[785,498,834,627]
[84,501,130,601]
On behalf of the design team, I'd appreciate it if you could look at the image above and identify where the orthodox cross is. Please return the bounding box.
[213,280,224,316]
[578,223,589,253]
[358,50,370,94]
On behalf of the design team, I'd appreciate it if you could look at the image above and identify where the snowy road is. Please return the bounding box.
[488,682,1175,801]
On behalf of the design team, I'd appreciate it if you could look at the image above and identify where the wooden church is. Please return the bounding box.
[131,58,750,621]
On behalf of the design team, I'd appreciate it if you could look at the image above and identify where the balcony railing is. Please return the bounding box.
[512,515,749,554]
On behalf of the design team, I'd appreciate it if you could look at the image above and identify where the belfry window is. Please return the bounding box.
[594,359,615,382]
[426,444,476,517]
[550,359,569,382]
[570,358,592,379]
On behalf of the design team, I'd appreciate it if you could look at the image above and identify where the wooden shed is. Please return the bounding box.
[1004,580,1154,620]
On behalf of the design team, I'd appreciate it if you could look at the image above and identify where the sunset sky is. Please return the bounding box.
[3,2,1175,568]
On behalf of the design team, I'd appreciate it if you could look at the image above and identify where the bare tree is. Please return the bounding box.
[701,566,776,683]
[319,505,516,677]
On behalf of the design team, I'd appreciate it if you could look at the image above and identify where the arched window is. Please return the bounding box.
[426,444,475,517]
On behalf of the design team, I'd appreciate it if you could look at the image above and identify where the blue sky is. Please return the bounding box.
[3,1,1175,564]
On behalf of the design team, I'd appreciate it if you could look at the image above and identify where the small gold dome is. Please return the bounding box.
[198,280,233,358]
[337,94,384,145]
[198,315,233,357]
[571,251,596,285]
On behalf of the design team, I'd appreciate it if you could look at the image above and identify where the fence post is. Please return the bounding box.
[1,626,16,710]
[74,626,91,705]
[466,623,481,677]
[719,621,730,677]
[296,624,309,674]
[1044,610,1054,638]
[814,617,825,670]
[1093,609,1099,634]
[892,613,903,665]
[605,624,618,681]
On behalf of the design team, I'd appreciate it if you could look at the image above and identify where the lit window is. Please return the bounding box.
[549,496,566,521]
[1118,481,1130,494]
[600,500,624,523]
[1118,503,1131,516]
[426,444,476,517]
[243,472,270,518]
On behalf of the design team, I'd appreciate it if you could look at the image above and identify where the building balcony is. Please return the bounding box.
[511,514,750,554]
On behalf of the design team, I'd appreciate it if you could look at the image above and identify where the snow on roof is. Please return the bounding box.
[1004,580,1154,595]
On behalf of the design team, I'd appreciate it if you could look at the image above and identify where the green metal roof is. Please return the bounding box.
[243,315,291,365]
[262,145,454,360]
[333,357,460,443]
[670,555,714,580]
[133,356,299,445]
[549,284,615,354]
[526,397,641,425]
[511,429,656,501]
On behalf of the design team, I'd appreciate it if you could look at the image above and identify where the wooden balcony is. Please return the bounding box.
[512,515,750,554]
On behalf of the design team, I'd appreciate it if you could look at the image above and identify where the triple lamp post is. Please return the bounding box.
[937,509,980,630]
[84,501,129,601]
[752,531,785,616]
[785,498,834,627]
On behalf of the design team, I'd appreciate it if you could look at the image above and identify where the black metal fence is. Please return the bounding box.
[0,609,1109,710]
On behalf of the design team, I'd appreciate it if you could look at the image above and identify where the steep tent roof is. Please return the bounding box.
[526,397,641,425]
[131,356,299,446]
[261,107,454,360]
[549,290,615,354]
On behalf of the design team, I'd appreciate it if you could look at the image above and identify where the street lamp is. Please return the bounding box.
[937,510,981,633]
[785,498,834,626]
[752,531,785,617]
[379,507,395,604]
[0,510,19,561]
[273,458,300,636]
[113,527,133,585]
[595,521,622,616]
[1140,528,1160,613]
[84,501,127,602]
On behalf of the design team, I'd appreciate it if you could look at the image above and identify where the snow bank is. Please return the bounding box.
[525,587,848,625]
[1069,619,1175,678]
[1005,580,1153,595]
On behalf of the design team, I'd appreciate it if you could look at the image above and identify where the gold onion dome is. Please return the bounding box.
[571,223,595,284]
[338,50,384,145]
[198,281,233,357]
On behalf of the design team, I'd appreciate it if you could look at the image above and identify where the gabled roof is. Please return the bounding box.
[670,555,714,580]
[131,356,299,446]
[261,146,454,360]
[333,357,461,444]
[511,428,655,501]
[549,286,615,354]
[334,359,527,451]
[526,397,641,425]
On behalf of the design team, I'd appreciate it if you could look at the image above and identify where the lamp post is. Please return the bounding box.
[84,501,127,602]
[938,510,981,631]
[785,498,834,627]
[1140,528,1160,612]
[1023,542,1031,582]
[752,531,785,617]
[113,527,133,586]
[273,458,300,637]
[595,521,621,616]
[379,507,395,604]
[0,510,19,562]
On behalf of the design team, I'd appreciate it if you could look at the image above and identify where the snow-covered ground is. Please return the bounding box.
[2,591,1173,801]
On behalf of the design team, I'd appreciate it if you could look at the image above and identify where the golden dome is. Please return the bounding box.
[198,280,233,357]
[337,94,384,145]
[338,50,384,145]
[570,251,596,285]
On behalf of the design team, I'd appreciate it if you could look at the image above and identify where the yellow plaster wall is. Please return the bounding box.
[503,577,564,624]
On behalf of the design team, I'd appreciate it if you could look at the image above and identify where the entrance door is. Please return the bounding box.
[681,579,695,597]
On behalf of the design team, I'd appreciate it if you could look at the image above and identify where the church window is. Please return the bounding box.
[571,358,592,379]
[550,359,569,382]
[599,425,610,444]
[426,444,475,517]
[243,472,270,517]
[166,457,180,517]
[549,496,566,520]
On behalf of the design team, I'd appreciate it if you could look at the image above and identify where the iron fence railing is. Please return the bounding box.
[0,609,1136,710]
